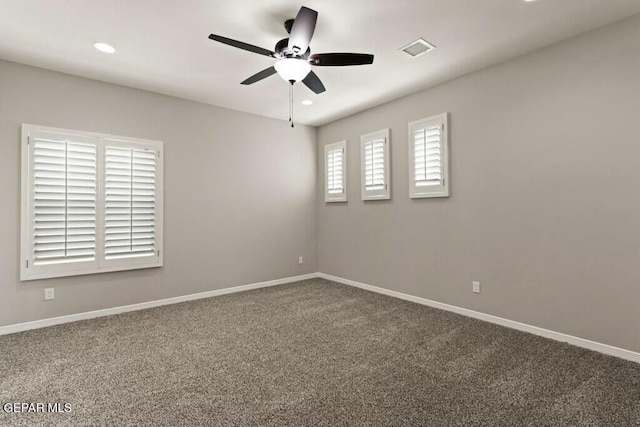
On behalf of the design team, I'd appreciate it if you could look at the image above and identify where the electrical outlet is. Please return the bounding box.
[472,281,480,294]
[298,256,304,265]
[44,288,55,301]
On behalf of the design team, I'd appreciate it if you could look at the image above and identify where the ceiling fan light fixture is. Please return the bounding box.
[274,58,311,82]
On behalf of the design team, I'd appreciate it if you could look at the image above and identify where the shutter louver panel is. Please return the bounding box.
[414,125,442,187]
[32,138,96,265]
[105,146,157,260]
[327,148,344,194]
[408,114,448,199]
[364,139,385,190]
[360,129,390,200]
[325,140,347,202]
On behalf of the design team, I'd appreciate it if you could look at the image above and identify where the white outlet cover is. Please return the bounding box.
[298,256,304,264]
[472,281,481,293]
[44,288,55,300]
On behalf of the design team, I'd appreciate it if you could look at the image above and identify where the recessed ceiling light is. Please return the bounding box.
[400,38,436,58]
[301,100,313,106]
[94,42,116,54]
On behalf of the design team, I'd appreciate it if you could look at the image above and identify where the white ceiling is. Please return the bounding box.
[1,0,639,126]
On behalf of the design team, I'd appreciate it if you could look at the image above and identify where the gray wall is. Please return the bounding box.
[317,15,640,353]
[0,60,317,327]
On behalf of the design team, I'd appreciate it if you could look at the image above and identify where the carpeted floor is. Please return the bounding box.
[0,278,639,426]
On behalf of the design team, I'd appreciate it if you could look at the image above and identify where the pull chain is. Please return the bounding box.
[289,81,295,128]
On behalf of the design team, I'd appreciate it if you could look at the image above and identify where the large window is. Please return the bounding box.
[408,114,449,198]
[20,124,163,281]
[324,140,347,202]
[361,128,391,200]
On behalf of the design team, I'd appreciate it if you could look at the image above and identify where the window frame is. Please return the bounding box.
[360,128,391,201]
[20,124,164,281]
[408,113,450,199]
[324,140,347,203]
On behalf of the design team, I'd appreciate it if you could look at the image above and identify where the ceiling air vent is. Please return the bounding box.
[400,38,436,58]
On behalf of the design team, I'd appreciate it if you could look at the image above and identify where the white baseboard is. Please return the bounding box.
[318,272,640,364]
[3,271,639,365]
[0,273,318,336]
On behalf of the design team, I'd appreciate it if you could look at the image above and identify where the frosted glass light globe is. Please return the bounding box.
[274,58,311,82]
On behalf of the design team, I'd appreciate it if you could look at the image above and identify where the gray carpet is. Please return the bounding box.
[0,278,639,426]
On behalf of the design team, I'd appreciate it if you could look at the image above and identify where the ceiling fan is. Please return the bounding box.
[207,6,374,95]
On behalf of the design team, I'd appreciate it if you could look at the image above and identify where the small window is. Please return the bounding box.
[361,128,391,200]
[21,124,163,281]
[325,140,347,202]
[408,113,449,198]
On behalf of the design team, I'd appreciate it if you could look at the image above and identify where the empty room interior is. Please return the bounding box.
[1,0,640,425]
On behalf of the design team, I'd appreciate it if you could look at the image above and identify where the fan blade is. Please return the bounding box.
[288,7,318,54]
[241,67,277,85]
[310,53,374,66]
[302,71,326,94]
[208,34,275,57]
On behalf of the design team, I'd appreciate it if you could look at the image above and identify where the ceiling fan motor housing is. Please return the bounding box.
[275,38,310,59]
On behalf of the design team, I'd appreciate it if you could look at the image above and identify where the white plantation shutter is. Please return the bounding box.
[31,133,97,266]
[409,114,449,198]
[104,144,157,260]
[327,150,343,193]
[364,139,385,190]
[21,124,163,281]
[361,129,390,200]
[325,140,347,202]
[414,125,442,186]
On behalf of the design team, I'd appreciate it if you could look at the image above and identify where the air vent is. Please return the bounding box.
[400,38,436,58]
